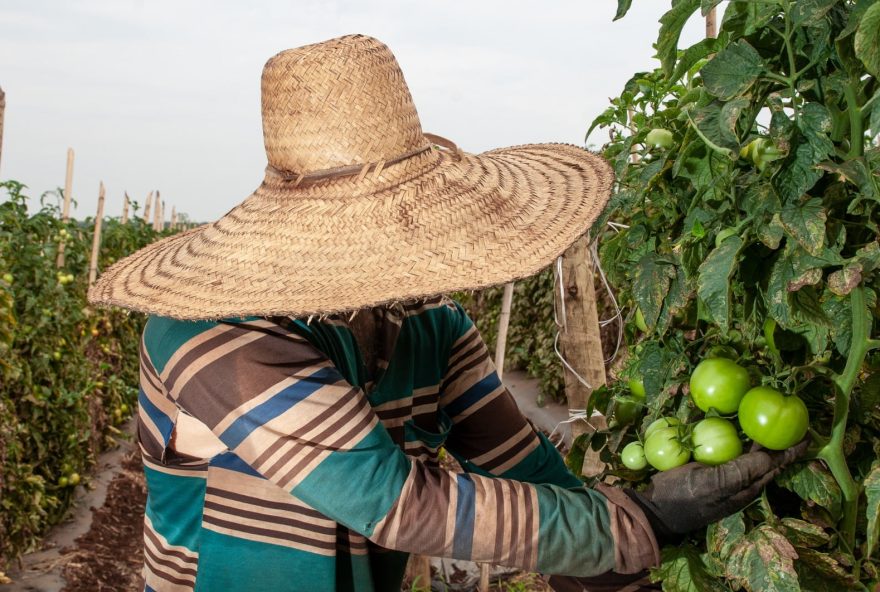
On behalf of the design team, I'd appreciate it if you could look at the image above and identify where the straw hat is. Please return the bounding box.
[89,34,613,320]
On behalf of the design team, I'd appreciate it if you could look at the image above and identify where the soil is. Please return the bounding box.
[60,450,145,592]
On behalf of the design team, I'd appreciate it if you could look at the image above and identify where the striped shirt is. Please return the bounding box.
[137,297,657,591]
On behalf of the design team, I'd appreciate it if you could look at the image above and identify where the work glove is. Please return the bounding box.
[547,440,808,592]
[624,439,809,541]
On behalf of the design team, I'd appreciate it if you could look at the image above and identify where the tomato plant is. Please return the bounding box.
[0,180,177,569]
[567,1,880,588]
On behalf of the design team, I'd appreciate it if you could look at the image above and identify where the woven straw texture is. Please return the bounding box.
[89,35,613,320]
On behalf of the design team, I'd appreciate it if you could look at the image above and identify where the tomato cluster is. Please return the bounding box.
[617,357,810,472]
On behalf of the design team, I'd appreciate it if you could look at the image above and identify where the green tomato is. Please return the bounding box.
[738,386,809,450]
[691,417,743,466]
[628,378,646,398]
[1,273,12,283]
[68,472,81,486]
[634,307,648,332]
[621,442,648,470]
[644,427,691,471]
[646,128,674,149]
[689,358,751,414]
[644,416,681,440]
[58,476,69,488]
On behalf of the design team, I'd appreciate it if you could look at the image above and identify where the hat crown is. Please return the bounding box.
[261,35,425,174]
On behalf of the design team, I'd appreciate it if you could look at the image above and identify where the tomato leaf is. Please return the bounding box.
[780,197,827,257]
[827,264,862,296]
[633,252,677,330]
[792,0,842,27]
[865,461,880,559]
[613,0,633,21]
[776,460,843,517]
[697,235,743,333]
[657,0,702,77]
[794,548,862,590]
[855,1,880,78]
[778,517,831,548]
[724,524,800,592]
[706,510,746,561]
[649,544,727,592]
[774,104,835,203]
[701,40,763,100]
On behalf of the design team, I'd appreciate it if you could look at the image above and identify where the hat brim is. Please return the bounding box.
[89,143,612,320]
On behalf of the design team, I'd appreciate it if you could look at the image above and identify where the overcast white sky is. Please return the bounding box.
[0,1,705,221]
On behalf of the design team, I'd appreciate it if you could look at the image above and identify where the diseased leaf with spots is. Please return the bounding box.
[701,40,763,100]
[697,236,742,333]
[792,0,842,27]
[633,252,677,330]
[827,264,862,296]
[795,548,862,590]
[778,517,831,548]
[855,1,880,77]
[724,525,800,592]
[780,197,827,256]
[777,461,843,517]
[650,545,727,592]
[706,510,746,561]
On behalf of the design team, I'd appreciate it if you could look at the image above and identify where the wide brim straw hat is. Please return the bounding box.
[89,34,613,320]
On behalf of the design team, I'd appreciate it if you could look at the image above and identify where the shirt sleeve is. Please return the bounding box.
[159,318,658,577]
[439,301,582,489]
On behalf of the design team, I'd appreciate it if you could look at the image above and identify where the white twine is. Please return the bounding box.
[547,407,605,448]
[548,223,626,442]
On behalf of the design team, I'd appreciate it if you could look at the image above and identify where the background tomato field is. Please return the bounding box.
[566,0,880,590]
[0,180,170,567]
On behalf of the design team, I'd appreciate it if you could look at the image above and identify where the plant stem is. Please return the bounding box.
[818,286,871,551]
[846,80,864,159]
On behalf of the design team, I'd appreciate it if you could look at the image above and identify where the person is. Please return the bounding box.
[89,34,806,592]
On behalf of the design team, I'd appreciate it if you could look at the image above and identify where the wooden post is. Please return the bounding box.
[706,6,717,38]
[56,148,75,268]
[88,182,106,286]
[122,192,130,224]
[494,283,515,376]
[171,205,177,231]
[555,235,607,476]
[405,556,432,592]
[153,192,162,231]
[143,191,153,222]
[0,86,5,173]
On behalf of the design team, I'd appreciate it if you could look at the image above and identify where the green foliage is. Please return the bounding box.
[0,181,172,567]
[582,1,880,589]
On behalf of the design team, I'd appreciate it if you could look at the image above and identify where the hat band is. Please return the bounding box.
[266,133,463,187]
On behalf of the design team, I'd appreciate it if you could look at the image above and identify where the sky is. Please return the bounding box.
[0,1,706,222]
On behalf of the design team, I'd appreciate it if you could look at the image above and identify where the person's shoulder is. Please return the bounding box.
[142,315,260,376]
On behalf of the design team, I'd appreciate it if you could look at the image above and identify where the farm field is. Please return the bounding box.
[2,1,880,591]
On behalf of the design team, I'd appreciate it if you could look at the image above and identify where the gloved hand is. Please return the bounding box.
[624,439,809,540]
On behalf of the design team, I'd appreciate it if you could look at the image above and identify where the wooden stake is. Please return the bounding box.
[160,199,166,231]
[706,6,717,38]
[0,86,5,173]
[171,205,177,231]
[555,235,607,475]
[122,192,130,224]
[405,555,432,592]
[153,192,162,231]
[494,283,515,376]
[56,148,75,268]
[88,182,106,286]
[143,191,153,222]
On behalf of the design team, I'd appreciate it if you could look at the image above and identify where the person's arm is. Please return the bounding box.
[439,301,582,489]
[152,317,657,577]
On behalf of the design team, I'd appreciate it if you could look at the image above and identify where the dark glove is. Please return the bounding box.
[624,439,809,540]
